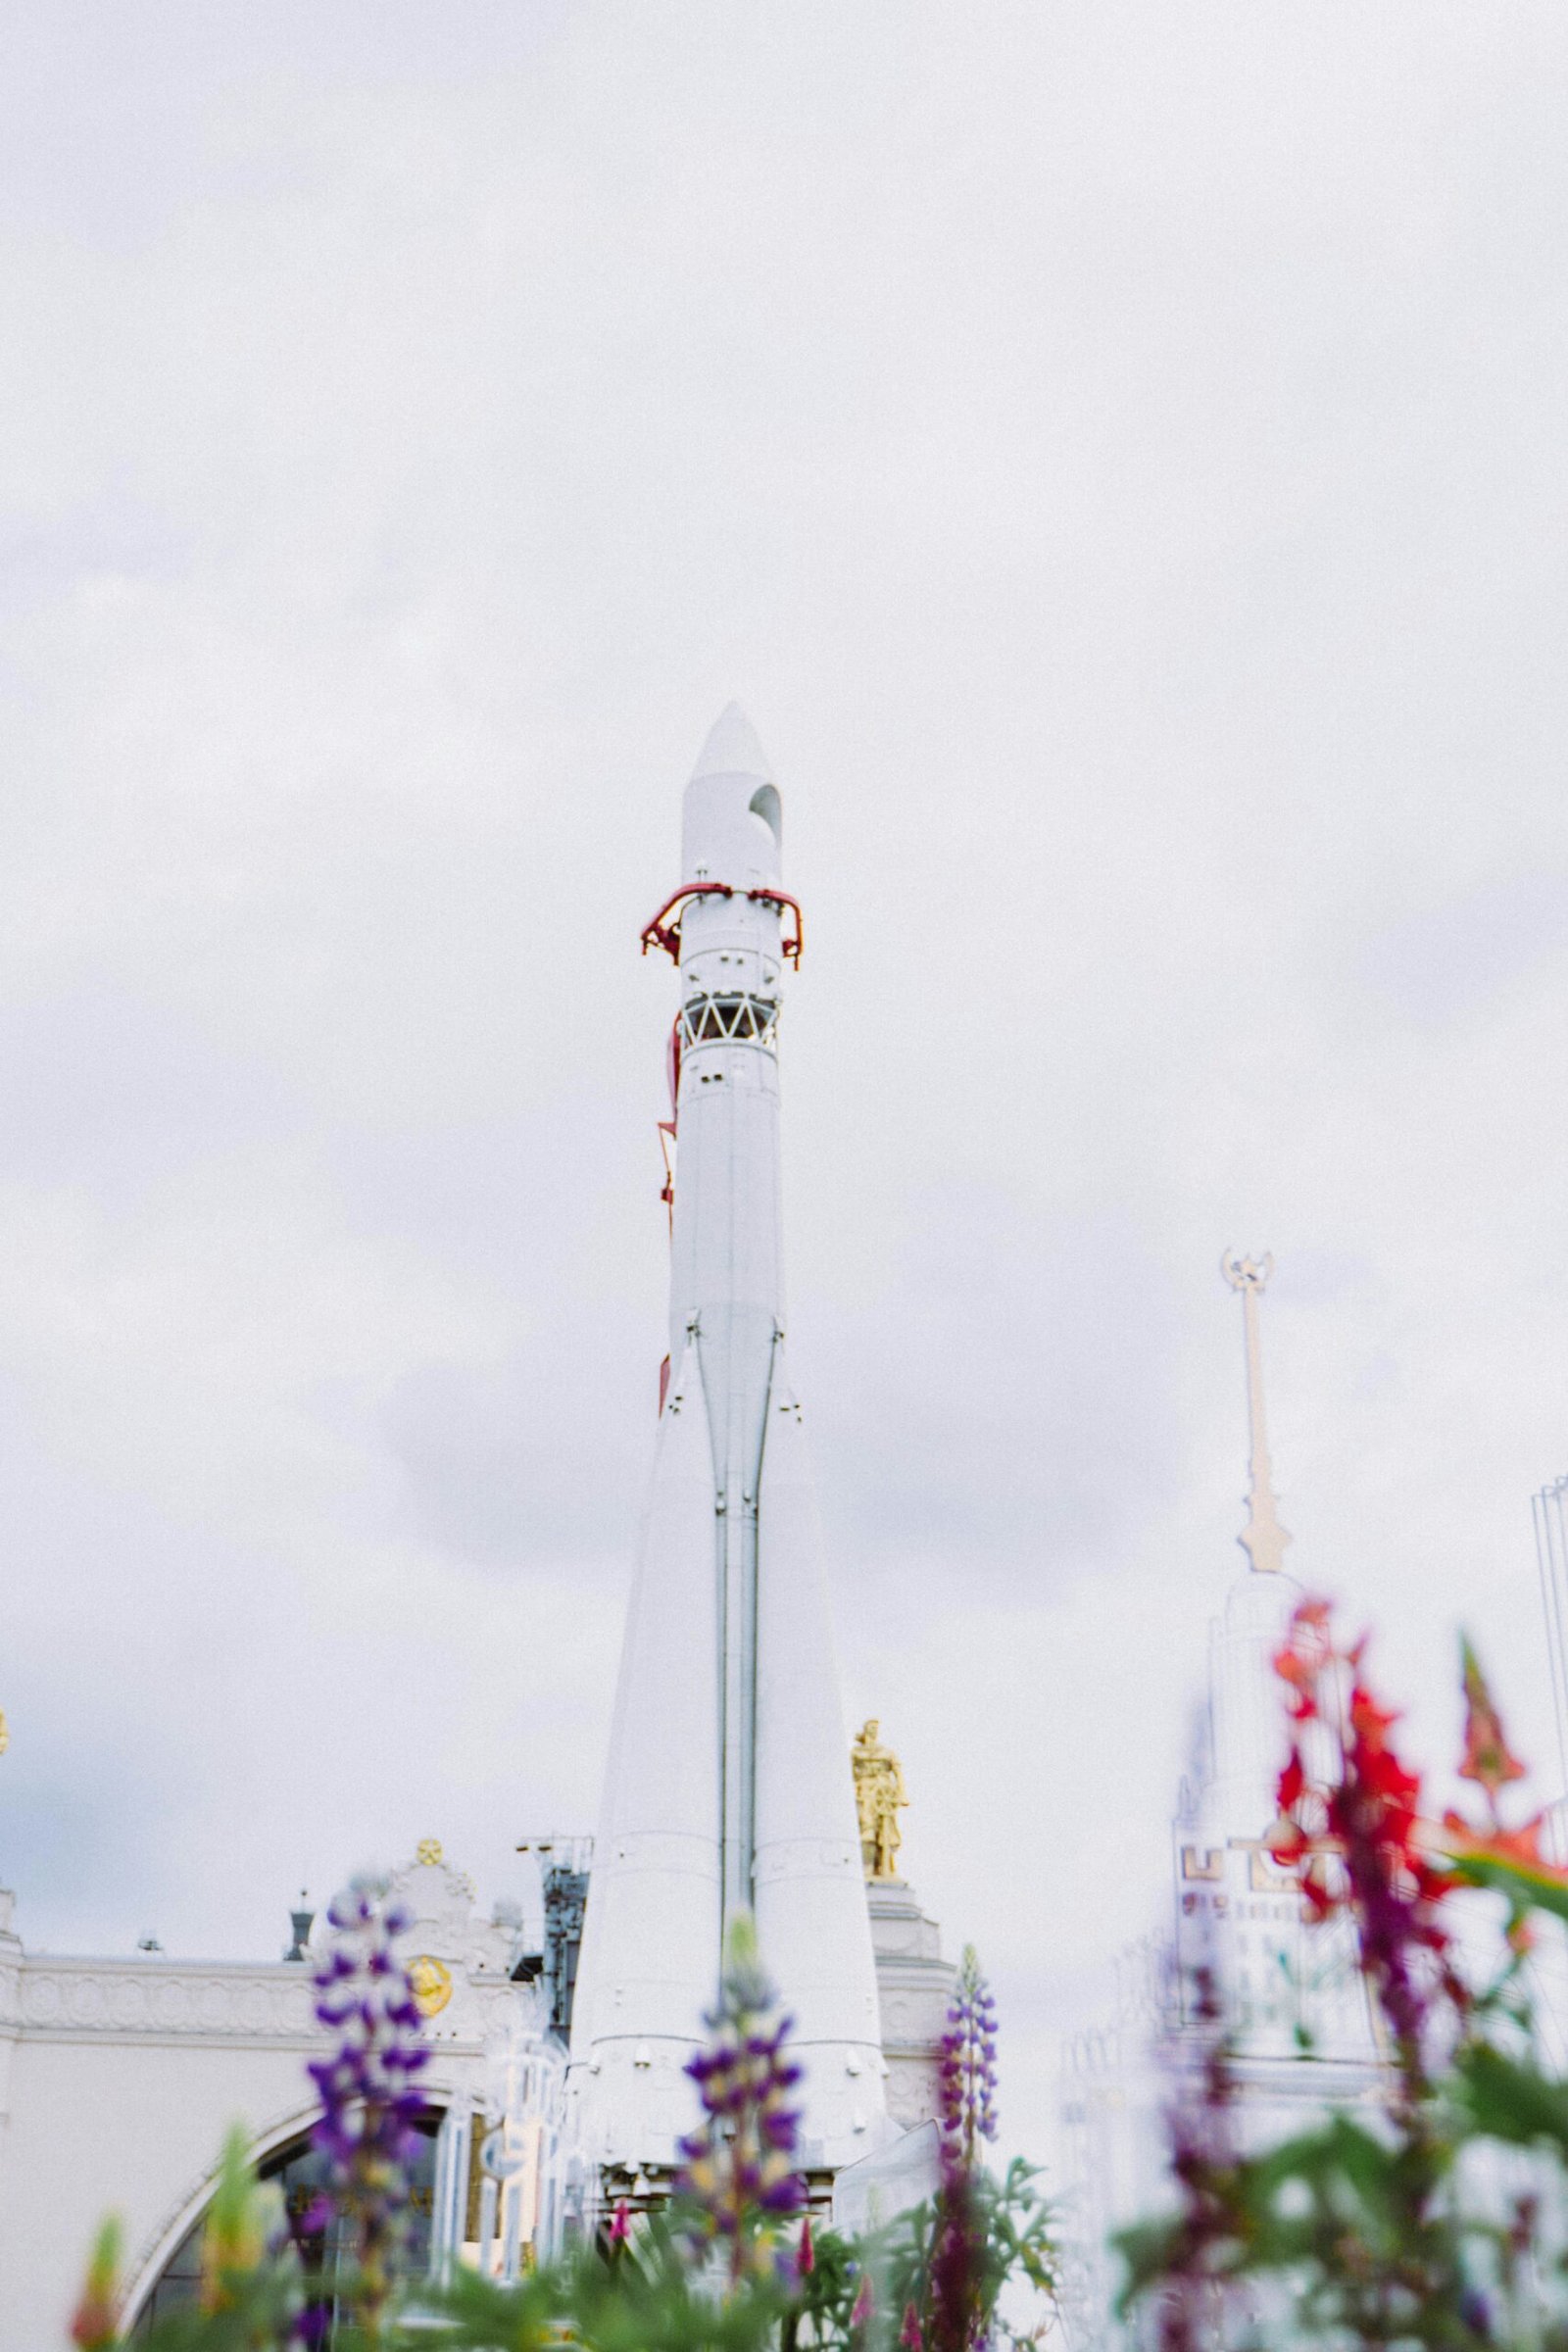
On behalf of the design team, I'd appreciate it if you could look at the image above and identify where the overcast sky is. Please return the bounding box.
[3,0,1568,2173]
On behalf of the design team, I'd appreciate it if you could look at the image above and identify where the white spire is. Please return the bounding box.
[1220,1251,1293,1576]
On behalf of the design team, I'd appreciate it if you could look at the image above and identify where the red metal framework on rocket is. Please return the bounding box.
[639,882,804,967]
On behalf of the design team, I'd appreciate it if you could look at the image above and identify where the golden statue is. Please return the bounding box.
[852,1718,907,1881]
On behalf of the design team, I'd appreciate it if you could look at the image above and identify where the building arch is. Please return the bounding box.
[121,2096,325,2333]
[120,2096,452,2338]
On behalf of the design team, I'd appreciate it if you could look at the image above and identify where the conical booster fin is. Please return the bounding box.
[569,1343,722,2158]
[753,1351,886,2162]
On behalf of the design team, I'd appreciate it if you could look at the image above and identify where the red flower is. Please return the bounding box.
[1270,1598,1465,2092]
[1273,1597,1332,1720]
[1442,1809,1551,1873]
[1457,1636,1527,1810]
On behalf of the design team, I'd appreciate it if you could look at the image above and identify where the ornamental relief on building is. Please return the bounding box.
[19,1966,321,2039]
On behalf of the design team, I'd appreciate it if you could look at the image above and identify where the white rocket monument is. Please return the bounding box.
[568,707,887,2176]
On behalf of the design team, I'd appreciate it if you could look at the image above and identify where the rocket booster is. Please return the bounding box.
[569,708,886,2172]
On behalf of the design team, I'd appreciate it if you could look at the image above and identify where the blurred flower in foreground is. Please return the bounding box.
[1122,1609,1568,2348]
[676,1911,803,2282]
[307,1875,429,2340]
[70,2218,122,2350]
[197,2124,270,2314]
[926,1945,1000,2352]
[1270,1597,1465,2096]
[1152,1955,1244,2352]
[850,2268,875,2339]
[938,1944,999,2172]
[1440,1634,1568,1951]
[1457,1635,1527,1807]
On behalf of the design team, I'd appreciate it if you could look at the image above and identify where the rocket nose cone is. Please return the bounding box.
[682,704,782,885]
[690,702,773,784]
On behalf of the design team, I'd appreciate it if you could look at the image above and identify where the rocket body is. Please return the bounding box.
[569,709,885,2172]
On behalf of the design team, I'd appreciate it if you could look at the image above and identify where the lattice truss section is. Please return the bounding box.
[679,990,779,1051]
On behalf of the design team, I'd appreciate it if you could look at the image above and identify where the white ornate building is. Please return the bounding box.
[0,1847,541,2344]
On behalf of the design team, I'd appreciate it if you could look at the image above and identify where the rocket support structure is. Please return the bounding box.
[568,708,886,2175]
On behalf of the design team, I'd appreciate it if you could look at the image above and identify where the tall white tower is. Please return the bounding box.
[1059,1255,1382,2348]
[1175,1253,1376,2067]
[568,708,886,2180]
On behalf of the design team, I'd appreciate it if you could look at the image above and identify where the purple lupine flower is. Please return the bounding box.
[304,1875,429,2343]
[938,1944,1000,2172]
[927,1945,1000,2352]
[676,1913,804,2284]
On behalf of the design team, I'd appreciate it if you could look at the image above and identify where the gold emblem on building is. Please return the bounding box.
[416,1837,444,1867]
[409,1954,453,2018]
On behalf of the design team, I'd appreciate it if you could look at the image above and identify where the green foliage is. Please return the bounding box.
[785,2222,862,2349]
[396,2214,797,2352]
[878,2158,1055,2348]
[81,2157,1054,2351]
[402,2165,1055,2352]
[1458,2036,1568,2155]
[758,2157,1057,2352]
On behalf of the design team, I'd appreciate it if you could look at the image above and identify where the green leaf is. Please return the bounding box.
[1457,2040,1568,2153]
[1447,1846,1568,1927]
